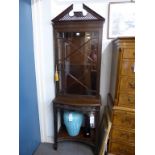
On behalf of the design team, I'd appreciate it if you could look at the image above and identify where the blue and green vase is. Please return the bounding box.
[63,111,83,136]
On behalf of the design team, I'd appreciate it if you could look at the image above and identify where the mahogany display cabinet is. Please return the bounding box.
[51,4,105,155]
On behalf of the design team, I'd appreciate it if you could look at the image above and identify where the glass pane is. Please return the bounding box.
[56,32,98,95]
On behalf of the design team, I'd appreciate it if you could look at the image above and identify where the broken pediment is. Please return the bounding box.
[52,4,105,22]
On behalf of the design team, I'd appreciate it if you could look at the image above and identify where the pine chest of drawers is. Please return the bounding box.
[108,37,135,155]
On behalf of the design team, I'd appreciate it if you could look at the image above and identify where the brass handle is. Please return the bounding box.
[120,133,129,139]
[123,117,132,124]
[129,82,135,89]
[128,97,134,103]
[128,97,131,102]
[131,64,135,72]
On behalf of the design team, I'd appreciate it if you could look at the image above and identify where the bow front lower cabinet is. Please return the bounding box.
[51,4,105,155]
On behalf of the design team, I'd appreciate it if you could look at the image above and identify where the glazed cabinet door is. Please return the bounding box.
[56,31,99,96]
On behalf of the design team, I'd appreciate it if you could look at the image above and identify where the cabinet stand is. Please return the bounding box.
[53,96,101,155]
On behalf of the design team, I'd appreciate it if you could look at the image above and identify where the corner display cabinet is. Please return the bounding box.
[52,4,105,155]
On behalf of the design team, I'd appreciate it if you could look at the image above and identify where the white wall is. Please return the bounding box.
[32,0,131,143]
[32,0,55,143]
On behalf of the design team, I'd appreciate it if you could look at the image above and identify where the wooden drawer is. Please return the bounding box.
[110,127,135,144]
[122,48,135,59]
[119,77,135,94]
[121,60,135,76]
[109,141,135,155]
[113,109,135,129]
[118,93,135,108]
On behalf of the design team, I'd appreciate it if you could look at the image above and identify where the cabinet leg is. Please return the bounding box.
[53,143,57,150]
[94,147,100,155]
[53,103,58,150]
[94,110,100,155]
[94,146,99,155]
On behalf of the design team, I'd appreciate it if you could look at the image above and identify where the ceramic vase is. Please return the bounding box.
[63,111,83,136]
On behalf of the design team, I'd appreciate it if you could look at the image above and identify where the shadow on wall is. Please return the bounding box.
[100,40,113,119]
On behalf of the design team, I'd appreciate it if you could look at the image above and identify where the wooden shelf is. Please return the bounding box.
[58,126,96,147]
[53,95,101,107]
